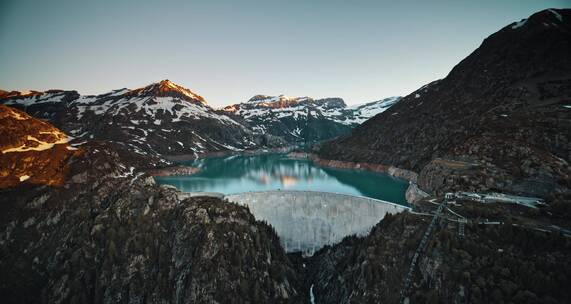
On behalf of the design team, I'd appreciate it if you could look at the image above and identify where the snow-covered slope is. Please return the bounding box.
[223,95,401,143]
[1,80,283,163]
[348,96,401,124]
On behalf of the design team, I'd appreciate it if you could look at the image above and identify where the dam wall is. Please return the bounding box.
[225,191,410,256]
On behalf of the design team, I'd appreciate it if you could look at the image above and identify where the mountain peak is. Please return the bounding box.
[129,79,207,105]
[157,79,178,90]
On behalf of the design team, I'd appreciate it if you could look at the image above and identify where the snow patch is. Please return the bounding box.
[2,134,70,154]
[4,92,65,106]
[549,9,563,22]
[309,285,316,304]
[511,19,527,29]
[8,109,29,120]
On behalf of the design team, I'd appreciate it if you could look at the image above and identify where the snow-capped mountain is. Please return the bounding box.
[223,95,401,143]
[1,80,399,160]
[1,80,284,164]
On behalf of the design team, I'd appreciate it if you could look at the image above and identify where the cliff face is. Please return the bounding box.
[0,137,305,303]
[317,9,571,200]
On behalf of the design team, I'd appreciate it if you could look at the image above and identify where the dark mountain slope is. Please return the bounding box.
[309,207,571,304]
[318,9,571,200]
[0,107,305,303]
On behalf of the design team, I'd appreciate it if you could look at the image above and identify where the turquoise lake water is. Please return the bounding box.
[154,153,409,205]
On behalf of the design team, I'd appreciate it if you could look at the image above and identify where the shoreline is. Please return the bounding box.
[287,152,429,205]
[146,165,200,177]
[287,152,419,183]
[150,149,427,205]
[149,146,296,176]
[163,146,296,162]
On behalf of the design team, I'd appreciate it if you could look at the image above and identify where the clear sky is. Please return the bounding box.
[0,0,568,107]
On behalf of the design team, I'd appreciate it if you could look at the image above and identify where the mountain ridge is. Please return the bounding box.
[223,94,400,144]
[0,80,285,166]
[1,81,400,162]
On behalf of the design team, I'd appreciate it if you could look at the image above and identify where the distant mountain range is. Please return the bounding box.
[0,80,399,165]
[223,95,400,143]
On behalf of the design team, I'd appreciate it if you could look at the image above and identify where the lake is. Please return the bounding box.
[154,153,409,205]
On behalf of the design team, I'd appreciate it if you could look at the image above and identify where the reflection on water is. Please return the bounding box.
[280,175,298,187]
[154,153,409,204]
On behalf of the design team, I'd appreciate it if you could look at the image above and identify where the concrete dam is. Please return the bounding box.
[225,190,410,256]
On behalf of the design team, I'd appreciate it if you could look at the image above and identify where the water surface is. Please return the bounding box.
[155,153,409,204]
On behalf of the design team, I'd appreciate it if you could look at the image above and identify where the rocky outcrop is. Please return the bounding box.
[405,182,430,204]
[417,158,491,196]
[0,105,81,188]
[317,9,571,202]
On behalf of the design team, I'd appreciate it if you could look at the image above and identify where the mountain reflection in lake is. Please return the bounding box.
[154,154,409,204]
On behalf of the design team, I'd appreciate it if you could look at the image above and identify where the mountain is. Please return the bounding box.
[0,80,284,166]
[223,95,400,144]
[0,107,305,302]
[0,105,80,188]
[0,82,399,160]
[317,9,571,202]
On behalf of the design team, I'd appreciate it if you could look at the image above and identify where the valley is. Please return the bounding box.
[0,6,570,304]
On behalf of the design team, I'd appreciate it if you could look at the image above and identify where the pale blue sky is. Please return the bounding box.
[0,0,568,107]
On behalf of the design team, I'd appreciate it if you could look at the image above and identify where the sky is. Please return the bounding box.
[0,0,568,107]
